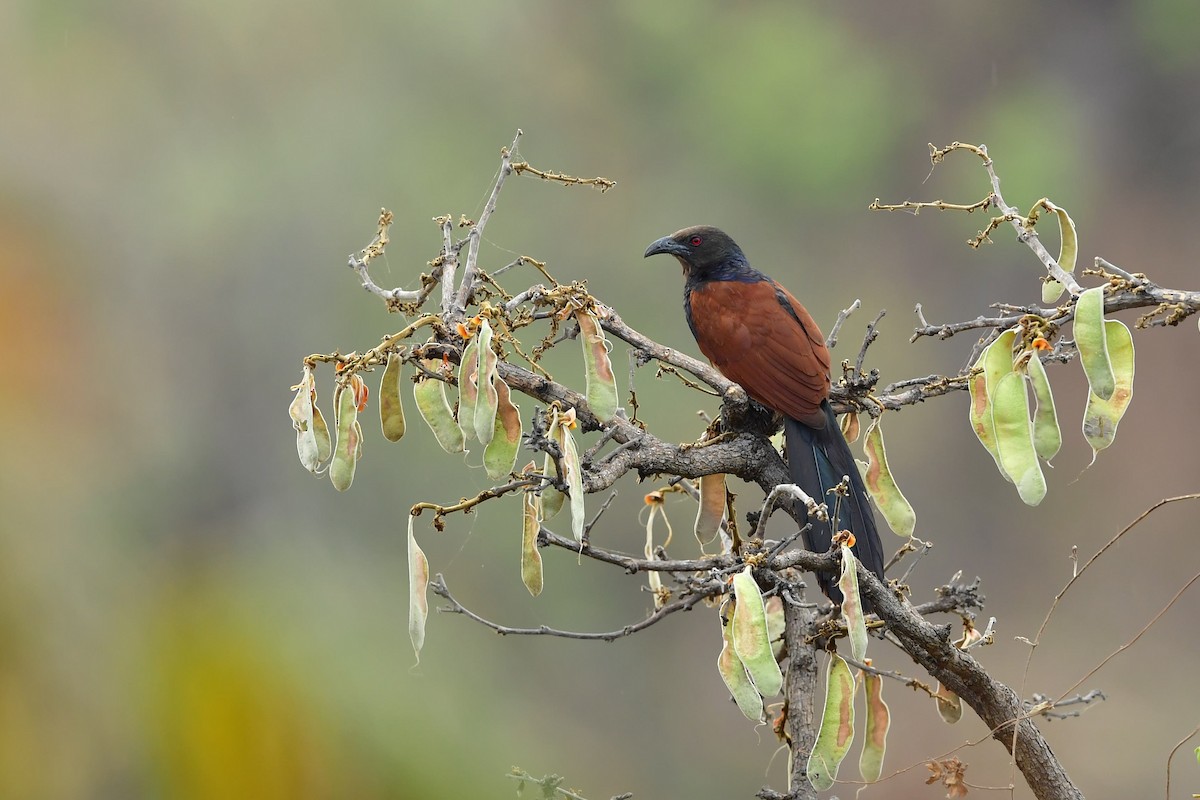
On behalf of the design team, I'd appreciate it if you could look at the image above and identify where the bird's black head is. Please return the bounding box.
[643,225,752,282]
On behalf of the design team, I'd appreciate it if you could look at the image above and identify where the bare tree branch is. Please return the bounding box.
[430,573,718,641]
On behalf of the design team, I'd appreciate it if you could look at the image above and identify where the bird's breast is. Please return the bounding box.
[684,278,831,424]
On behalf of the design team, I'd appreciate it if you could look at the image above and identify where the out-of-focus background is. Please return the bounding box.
[3,1,1199,798]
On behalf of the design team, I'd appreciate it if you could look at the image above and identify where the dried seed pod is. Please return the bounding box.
[549,408,585,542]
[289,367,321,473]
[693,473,727,548]
[934,682,962,724]
[407,514,429,664]
[520,482,543,597]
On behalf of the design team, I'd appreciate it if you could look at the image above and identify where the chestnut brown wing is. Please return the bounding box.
[687,279,831,426]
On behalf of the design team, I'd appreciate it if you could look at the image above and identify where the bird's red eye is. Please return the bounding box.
[689,235,703,246]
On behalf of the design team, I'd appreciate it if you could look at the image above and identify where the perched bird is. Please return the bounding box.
[644,225,886,605]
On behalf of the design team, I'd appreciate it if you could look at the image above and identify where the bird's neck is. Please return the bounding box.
[683,256,765,292]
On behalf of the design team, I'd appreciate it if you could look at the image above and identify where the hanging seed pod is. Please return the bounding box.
[934,682,962,724]
[838,546,868,662]
[289,368,321,473]
[473,320,499,446]
[1083,319,1135,461]
[731,566,783,697]
[1040,200,1077,304]
[576,309,619,422]
[311,403,332,465]
[329,380,361,492]
[991,371,1046,506]
[717,598,764,722]
[549,408,585,542]
[862,416,916,537]
[457,336,480,442]
[807,653,856,791]
[859,668,890,783]
[379,352,406,442]
[1025,354,1061,461]
[413,360,465,454]
[520,482,543,597]
[540,451,566,520]
[693,473,726,549]
[407,513,429,664]
[1075,286,1115,401]
[484,378,522,480]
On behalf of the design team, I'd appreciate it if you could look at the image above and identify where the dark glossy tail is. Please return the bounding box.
[783,402,887,608]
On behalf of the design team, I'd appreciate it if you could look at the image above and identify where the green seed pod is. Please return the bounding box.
[717,599,764,722]
[968,367,1005,477]
[483,378,522,480]
[981,328,1018,388]
[1075,286,1115,401]
[330,381,360,492]
[1025,355,1061,461]
[862,417,916,537]
[379,352,406,442]
[540,452,565,520]
[312,403,332,464]
[807,653,856,791]
[859,670,890,783]
[577,310,619,422]
[473,320,499,446]
[1040,200,1077,304]
[457,336,480,442]
[838,546,869,662]
[413,360,465,454]
[1083,319,1135,461]
[991,371,1046,506]
[731,566,783,697]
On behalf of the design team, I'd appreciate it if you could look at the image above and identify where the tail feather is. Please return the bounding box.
[783,402,886,607]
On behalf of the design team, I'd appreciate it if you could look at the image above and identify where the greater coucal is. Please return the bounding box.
[644,225,886,605]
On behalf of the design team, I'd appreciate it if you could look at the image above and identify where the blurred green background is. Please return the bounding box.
[3,1,1200,798]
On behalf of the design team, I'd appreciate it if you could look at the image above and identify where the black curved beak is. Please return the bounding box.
[644,236,685,259]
